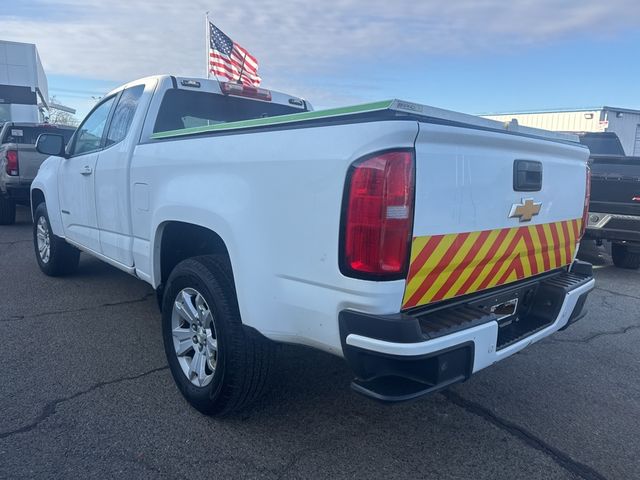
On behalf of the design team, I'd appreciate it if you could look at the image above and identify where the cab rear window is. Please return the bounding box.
[153,89,305,133]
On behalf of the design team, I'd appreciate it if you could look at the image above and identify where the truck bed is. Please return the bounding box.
[151,99,579,145]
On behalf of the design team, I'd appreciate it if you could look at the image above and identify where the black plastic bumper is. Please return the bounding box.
[585,227,640,245]
[3,184,30,203]
[340,261,594,403]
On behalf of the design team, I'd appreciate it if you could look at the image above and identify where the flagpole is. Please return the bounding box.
[237,52,247,85]
[205,12,210,79]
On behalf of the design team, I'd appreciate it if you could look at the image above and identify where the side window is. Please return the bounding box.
[105,85,145,147]
[71,96,116,156]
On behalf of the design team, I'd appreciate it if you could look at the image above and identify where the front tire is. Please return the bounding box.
[33,203,80,276]
[162,255,273,416]
[611,243,640,269]
[0,197,16,225]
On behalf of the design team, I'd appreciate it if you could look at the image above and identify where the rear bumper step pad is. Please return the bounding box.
[339,263,594,402]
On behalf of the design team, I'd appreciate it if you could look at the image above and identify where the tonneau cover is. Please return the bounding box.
[151,98,580,144]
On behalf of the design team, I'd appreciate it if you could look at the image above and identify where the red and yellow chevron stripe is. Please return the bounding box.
[402,218,582,309]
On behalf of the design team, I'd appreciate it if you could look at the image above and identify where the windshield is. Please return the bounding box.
[2,126,75,146]
[154,89,306,133]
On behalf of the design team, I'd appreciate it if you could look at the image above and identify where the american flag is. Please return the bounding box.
[208,22,261,86]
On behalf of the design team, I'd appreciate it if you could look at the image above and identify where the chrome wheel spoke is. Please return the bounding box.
[172,327,194,356]
[175,291,198,325]
[205,333,218,371]
[189,351,207,386]
[188,352,199,378]
[206,335,217,355]
[195,293,207,321]
[197,354,208,385]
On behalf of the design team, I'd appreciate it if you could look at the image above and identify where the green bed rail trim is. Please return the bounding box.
[150,99,395,139]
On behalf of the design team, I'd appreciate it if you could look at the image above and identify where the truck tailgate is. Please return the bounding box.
[15,144,46,182]
[403,123,589,309]
[589,155,640,216]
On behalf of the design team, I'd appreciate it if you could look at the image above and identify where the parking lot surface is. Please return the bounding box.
[1,206,639,480]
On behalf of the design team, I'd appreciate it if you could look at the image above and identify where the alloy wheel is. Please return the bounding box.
[36,216,51,264]
[171,287,218,387]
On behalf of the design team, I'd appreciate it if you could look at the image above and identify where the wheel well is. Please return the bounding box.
[31,189,45,217]
[159,222,231,286]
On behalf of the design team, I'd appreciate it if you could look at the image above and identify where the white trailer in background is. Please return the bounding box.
[483,107,640,157]
[0,40,49,124]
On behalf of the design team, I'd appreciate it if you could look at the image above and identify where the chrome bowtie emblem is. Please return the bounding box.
[509,198,542,222]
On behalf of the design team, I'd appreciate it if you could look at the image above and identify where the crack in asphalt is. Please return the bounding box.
[593,286,640,301]
[594,298,625,315]
[442,390,608,480]
[0,292,155,323]
[124,451,190,480]
[0,366,169,440]
[0,239,31,246]
[550,324,640,345]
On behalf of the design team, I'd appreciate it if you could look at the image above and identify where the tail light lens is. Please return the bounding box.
[341,150,415,279]
[580,166,591,238]
[5,150,18,176]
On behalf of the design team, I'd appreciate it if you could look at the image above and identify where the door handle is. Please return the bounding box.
[80,165,93,176]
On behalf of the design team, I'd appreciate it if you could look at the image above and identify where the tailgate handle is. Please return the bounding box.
[513,160,542,192]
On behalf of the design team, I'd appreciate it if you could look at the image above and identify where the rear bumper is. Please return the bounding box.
[585,212,640,244]
[339,262,595,402]
[2,183,31,203]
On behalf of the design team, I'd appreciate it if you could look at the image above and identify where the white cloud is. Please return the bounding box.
[1,0,638,104]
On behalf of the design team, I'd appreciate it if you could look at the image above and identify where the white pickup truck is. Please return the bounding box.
[32,75,595,415]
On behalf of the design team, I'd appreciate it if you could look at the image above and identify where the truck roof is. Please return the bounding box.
[107,74,308,110]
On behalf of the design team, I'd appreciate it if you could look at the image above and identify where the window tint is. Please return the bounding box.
[106,85,145,146]
[153,89,305,133]
[2,126,74,145]
[72,96,116,156]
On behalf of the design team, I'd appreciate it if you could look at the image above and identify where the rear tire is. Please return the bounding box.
[33,203,80,276]
[162,255,273,416]
[611,243,640,270]
[0,197,16,225]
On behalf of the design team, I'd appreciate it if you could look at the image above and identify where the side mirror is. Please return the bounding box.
[36,134,67,157]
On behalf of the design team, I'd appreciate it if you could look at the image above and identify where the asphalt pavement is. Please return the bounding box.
[1,206,639,480]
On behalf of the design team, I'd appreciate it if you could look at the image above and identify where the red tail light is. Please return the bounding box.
[341,150,415,279]
[5,150,18,176]
[580,166,591,239]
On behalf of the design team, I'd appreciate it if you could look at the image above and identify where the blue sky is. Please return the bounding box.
[2,0,639,120]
